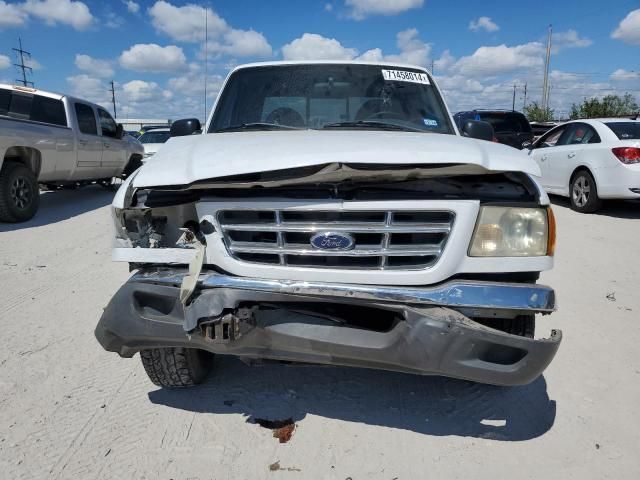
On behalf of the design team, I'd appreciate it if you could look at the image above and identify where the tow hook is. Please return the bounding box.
[200,307,257,343]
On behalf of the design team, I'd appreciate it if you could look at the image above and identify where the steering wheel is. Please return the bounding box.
[265,107,305,128]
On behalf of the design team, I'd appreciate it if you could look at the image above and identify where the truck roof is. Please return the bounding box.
[0,83,65,101]
[231,60,430,74]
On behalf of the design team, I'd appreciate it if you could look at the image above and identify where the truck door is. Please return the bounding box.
[97,108,127,177]
[73,102,102,179]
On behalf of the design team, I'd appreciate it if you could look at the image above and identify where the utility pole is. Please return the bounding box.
[523,82,528,110]
[110,81,117,118]
[541,24,552,112]
[430,60,434,76]
[512,84,517,111]
[204,6,208,123]
[12,37,33,87]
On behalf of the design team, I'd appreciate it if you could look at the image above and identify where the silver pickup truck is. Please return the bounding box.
[0,84,144,222]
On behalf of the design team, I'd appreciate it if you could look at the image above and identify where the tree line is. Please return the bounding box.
[523,93,638,122]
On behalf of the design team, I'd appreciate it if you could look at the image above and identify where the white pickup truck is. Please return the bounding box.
[96,61,561,388]
[0,84,144,222]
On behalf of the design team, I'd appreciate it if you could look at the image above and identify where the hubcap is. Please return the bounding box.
[572,176,590,207]
[10,176,32,210]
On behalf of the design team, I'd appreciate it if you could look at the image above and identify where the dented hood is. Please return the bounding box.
[132,130,541,188]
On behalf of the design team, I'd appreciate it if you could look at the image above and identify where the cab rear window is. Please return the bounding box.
[605,122,640,140]
[0,88,67,127]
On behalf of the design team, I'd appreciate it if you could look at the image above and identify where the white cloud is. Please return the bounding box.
[325,3,333,12]
[149,1,272,58]
[346,0,423,20]
[124,0,139,13]
[0,1,28,28]
[22,0,93,30]
[452,42,544,76]
[553,29,592,51]
[121,80,171,103]
[207,28,272,58]
[610,69,640,82]
[75,54,114,78]
[24,57,42,70]
[612,9,640,45]
[469,16,499,33]
[357,29,431,67]
[282,33,357,60]
[66,74,110,104]
[0,55,11,69]
[119,43,187,73]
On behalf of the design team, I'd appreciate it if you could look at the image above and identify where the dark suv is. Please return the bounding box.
[454,110,533,149]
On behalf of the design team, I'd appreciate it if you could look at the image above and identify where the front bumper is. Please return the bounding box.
[95,269,561,386]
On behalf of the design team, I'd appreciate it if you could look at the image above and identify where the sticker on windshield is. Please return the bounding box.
[423,118,438,127]
[382,69,430,85]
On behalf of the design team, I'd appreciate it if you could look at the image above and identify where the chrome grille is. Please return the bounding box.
[216,209,454,270]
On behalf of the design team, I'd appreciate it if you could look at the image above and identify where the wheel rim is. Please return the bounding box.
[10,176,32,210]
[572,175,590,207]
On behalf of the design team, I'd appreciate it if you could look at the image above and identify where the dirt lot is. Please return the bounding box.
[1,187,639,479]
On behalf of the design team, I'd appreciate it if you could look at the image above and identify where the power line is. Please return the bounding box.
[12,37,33,87]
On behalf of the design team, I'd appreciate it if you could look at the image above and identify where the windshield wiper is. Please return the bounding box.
[214,122,302,133]
[321,121,425,132]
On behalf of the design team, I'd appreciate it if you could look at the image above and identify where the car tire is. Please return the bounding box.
[140,347,214,388]
[570,170,602,213]
[0,161,40,223]
[477,315,535,338]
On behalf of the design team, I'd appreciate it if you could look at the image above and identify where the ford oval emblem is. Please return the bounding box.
[310,232,355,251]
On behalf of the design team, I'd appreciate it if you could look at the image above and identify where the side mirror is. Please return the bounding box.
[116,123,124,140]
[170,118,202,137]
[462,120,495,142]
[522,140,533,149]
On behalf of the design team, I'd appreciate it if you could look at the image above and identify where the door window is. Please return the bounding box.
[558,123,600,145]
[98,108,117,138]
[74,103,98,135]
[536,126,566,148]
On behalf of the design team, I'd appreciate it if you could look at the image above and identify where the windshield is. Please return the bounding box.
[209,64,454,134]
[139,131,170,144]
[606,122,640,140]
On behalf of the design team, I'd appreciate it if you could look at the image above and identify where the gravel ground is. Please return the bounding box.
[1,186,639,479]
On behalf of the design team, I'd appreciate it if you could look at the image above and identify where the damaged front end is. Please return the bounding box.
[95,268,561,386]
[100,163,561,386]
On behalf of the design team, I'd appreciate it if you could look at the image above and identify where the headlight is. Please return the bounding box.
[469,206,554,257]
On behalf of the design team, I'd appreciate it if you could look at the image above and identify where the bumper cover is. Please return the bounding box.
[96,270,561,386]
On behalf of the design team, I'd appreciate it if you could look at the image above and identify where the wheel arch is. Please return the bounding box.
[2,146,43,179]
[570,165,599,190]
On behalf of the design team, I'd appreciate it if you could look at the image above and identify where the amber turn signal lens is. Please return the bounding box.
[546,207,556,256]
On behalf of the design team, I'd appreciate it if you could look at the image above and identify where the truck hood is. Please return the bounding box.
[132,130,541,188]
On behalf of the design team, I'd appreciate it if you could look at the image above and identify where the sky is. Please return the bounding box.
[0,0,638,121]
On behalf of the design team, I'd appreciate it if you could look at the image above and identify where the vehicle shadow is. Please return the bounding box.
[550,195,640,219]
[0,186,113,232]
[149,356,556,441]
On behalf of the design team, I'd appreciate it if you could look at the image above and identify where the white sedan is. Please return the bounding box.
[525,118,640,212]
[138,127,171,161]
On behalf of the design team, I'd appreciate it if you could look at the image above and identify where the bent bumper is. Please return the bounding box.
[96,270,561,386]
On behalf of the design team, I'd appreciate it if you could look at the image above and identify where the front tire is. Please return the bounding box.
[570,170,602,213]
[140,347,214,388]
[0,161,40,222]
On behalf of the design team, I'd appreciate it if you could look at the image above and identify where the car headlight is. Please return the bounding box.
[469,206,555,257]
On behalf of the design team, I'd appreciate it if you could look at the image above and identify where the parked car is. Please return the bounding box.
[96,61,560,389]
[454,110,534,149]
[524,118,640,212]
[138,127,171,160]
[0,84,144,222]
